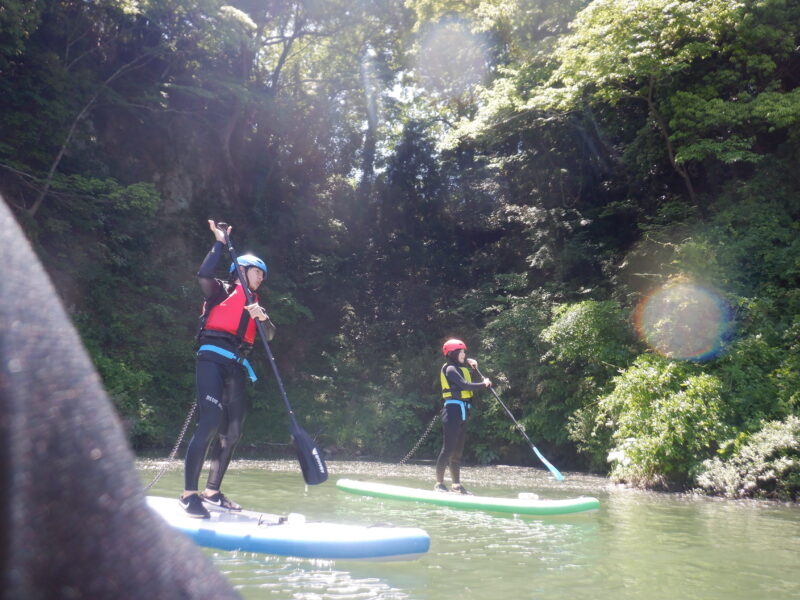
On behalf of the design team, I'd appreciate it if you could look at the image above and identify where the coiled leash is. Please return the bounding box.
[399,412,440,465]
[143,402,196,491]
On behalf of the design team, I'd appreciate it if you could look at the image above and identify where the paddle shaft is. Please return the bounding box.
[475,368,564,481]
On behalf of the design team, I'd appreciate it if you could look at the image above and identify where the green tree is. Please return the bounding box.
[599,354,729,488]
[530,0,800,212]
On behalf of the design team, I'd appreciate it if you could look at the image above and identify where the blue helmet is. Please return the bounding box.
[230,254,267,277]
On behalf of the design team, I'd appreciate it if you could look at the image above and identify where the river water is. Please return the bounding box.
[139,459,800,600]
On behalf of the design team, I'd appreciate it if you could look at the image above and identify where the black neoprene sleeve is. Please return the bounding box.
[197,241,225,278]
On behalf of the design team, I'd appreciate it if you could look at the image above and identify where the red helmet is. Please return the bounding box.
[442,338,467,356]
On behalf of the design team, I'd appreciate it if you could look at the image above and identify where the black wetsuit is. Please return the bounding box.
[435,362,487,484]
[0,199,239,598]
[184,242,273,492]
[184,352,250,492]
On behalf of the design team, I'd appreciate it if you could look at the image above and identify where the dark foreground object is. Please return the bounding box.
[0,199,239,599]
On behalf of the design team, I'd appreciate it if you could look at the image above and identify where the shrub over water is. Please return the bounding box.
[695,415,800,501]
[598,354,729,489]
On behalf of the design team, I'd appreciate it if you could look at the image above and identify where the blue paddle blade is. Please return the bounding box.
[291,418,328,485]
[533,446,565,481]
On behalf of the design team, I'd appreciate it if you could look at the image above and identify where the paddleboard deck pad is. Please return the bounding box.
[146,496,430,560]
[336,479,600,516]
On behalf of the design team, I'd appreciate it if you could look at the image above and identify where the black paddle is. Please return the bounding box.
[216,223,328,485]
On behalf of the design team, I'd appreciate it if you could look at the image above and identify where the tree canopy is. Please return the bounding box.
[2,0,798,498]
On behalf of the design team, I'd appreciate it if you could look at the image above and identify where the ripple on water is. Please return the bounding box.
[216,556,411,600]
[139,459,800,600]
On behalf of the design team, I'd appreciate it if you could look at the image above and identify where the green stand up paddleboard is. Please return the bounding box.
[336,479,600,516]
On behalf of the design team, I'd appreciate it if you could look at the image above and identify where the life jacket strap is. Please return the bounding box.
[197,344,257,382]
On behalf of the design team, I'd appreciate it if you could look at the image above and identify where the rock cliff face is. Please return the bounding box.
[90,106,240,215]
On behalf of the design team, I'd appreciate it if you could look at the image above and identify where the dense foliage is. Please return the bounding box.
[2,0,798,497]
[696,415,800,501]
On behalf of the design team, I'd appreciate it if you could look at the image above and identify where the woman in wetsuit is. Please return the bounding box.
[435,339,491,494]
[179,220,276,518]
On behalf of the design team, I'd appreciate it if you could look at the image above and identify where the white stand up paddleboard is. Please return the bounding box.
[147,495,430,561]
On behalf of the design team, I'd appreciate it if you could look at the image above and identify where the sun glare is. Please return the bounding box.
[634,281,732,361]
[415,20,488,100]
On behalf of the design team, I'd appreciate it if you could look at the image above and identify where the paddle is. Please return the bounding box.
[216,223,328,485]
[475,367,564,481]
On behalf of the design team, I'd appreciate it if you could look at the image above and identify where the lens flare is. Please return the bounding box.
[634,282,731,361]
[416,20,488,100]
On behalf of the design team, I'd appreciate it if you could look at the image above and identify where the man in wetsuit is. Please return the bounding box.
[179,220,276,518]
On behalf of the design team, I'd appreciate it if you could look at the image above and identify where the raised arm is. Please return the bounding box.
[197,220,230,298]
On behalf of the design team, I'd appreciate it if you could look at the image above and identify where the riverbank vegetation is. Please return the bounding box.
[2,0,798,500]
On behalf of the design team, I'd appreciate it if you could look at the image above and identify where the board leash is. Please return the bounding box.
[143,401,196,491]
[399,412,439,465]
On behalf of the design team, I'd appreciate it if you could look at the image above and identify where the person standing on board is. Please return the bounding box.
[435,339,491,494]
[179,219,276,518]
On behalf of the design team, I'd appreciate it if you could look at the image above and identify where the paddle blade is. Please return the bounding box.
[532,445,565,481]
[290,418,328,485]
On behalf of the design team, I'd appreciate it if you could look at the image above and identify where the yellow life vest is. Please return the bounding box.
[440,363,474,400]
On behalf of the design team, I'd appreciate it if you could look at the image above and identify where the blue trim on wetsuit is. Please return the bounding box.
[197,344,257,382]
[445,399,470,421]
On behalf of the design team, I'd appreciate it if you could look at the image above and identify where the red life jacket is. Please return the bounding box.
[203,283,259,344]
